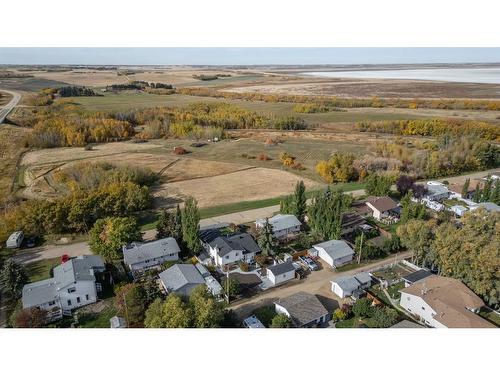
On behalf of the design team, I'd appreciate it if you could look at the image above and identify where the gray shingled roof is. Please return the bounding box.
[476,202,500,212]
[267,262,295,276]
[123,237,180,266]
[257,214,301,232]
[314,240,354,260]
[275,291,328,327]
[209,232,261,257]
[159,264,205,293]
[353,272,372,285]
[332,275,361,292]
[426,184,449,196]
[22,255,105,308]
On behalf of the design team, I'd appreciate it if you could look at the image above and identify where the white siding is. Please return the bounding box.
[400,291,445,328]
[129,253,179,271]
[331,282,347,298]
[58,280,98,311]
[268,269,295,286]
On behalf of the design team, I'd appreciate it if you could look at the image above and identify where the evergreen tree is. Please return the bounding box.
[258,218,276,256]
[307,188,351,240]
[461,178,470,198]
[293,180,307,221]
[156,209,175,239]
[182,197,201,255]
[174,204,183,242]
[279,195,294,215]
[0,259,28,299]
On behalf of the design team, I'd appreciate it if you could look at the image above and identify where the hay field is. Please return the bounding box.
[155,167,322,208]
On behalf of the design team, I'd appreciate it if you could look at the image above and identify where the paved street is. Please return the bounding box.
[0,90,21,124]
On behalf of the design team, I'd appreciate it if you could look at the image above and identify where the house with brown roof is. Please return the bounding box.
[399,275,494,328]
[365,196,399,221]
[448,180,480,199]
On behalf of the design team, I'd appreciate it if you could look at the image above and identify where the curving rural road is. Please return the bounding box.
[0,89,21,124]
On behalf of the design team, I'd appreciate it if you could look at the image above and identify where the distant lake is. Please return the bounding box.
[303,68,500,84]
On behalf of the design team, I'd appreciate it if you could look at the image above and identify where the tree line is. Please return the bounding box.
[176,87,500,111]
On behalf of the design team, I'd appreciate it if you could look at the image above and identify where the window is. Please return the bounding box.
[67,287,76,293]
[76,297,81,303]
[86,294,89,301]
[67,300,72,306]
[225,256,229,259]
[48,301,55,306]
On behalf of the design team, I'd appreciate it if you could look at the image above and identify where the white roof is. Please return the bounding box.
[243,315,265,328]
[256,214,301,232]
[313,240,354,261]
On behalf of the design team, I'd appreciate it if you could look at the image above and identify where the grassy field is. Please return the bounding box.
[77,305,117,328]
[70,93,436,124]
[0,125,30,201]
[478,308,500,327]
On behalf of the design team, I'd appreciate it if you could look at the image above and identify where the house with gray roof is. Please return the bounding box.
[313,240,354,268]
[158,264,206,297]
[205,232,261,268]
[274,291,330,327]
[123,237,180,273]
[424,183,449,201]
[255,214,301,240]
[267,261,296,286]
[473,202,500,213]
[22,255,105,321]
[330,272,372,298]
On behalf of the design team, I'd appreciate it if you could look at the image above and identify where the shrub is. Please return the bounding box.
[239,262,249,272]
[352,298,373,317]
[173,146,188,155]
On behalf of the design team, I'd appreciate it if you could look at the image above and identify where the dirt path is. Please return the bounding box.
[230,250,413,319]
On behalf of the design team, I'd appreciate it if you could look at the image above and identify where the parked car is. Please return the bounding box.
[26,237,37,248]
[299,256,319,271]
[5,231,24,249]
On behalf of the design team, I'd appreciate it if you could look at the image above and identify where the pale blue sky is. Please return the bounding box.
[0,48,499,65]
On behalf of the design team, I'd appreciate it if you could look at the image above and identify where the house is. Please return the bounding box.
[472,202,500,213]
[6,231,24,249]
[424,182,449,201]
[313,240,354,268]
[255,214,301,240]
[330,272,372,298]
[399,275,494,328]
[22,255,106,321]
[243,315,265,328]
[159,264,206,297]
[448,180,479,199]
[365,196,399,220]
[110,316,127,328]
[341,212,368,236]
[266,262,296,286]
[450,205,468,217]
[402,269,433,287]
[274,291,330,327]
[205,232,261,268]
[122,237,181,273]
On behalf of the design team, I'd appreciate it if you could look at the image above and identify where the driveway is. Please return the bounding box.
[230,250,412,319]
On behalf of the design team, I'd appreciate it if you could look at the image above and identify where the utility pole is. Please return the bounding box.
[357,232,364,264]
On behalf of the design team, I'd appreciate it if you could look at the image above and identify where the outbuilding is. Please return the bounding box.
[266,262,296,286]
[313,240,354,268]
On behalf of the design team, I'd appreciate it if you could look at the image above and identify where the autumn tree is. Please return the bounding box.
[432,209,500,307]
[88,216,142,261]
[114,283,148,327]
[12,307,48,328]
[144,295,193,328]
[397,219,436,268]
[372,307,398,328]
[189,285,225,328]
[365,174,393,196]
[315,152,358,183]
[182,197,201,255]
[270,314,292,328]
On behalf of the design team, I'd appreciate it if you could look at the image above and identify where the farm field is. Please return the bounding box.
[70,92,499,124]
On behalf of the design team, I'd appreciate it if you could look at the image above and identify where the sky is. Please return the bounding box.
[0,48,500,66]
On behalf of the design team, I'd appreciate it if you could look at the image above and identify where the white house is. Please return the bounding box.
[255,214,301,240]
[22,255,106,321]
[450,205,468,217]
[399,275,494,328]
[205,232,261,268]
[365,196,399,220]
[6,231,24,249]
[313,240,354,268]
[274,291,330,328]
[266,262,296,286]
[123,237,181,272]
[330,272,372,298]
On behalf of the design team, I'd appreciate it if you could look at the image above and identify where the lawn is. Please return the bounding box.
[335,316,379,328]
[25,258,61,282]
[77,305,117,328]
[387,281,405,300]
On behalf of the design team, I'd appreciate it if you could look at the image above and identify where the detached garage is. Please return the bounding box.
[267,262,296,286]
[313,240,354,268]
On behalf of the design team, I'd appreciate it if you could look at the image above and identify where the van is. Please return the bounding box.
[6,231,24,249]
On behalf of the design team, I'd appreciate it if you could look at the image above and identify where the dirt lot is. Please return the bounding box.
[155,167,321,208]
[226,78,500,99]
